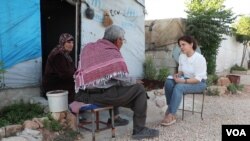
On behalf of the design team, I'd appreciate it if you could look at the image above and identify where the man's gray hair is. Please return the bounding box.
[103,25,125,43]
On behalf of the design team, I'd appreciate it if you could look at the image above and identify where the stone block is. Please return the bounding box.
[207,86,227,96]
[0,127,6,138]
[5,125,22,137]
[217,77,231,86]
[23,120,39,130]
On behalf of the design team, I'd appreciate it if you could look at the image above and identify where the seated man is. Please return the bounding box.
[74,25,159,139]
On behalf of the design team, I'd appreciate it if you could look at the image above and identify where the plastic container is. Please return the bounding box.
[46,90,68,112]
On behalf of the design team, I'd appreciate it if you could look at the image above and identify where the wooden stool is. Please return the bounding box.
[76,105,115,141]
[181,91,205,120]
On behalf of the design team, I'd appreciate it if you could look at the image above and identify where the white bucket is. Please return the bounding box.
[46,90,68,112]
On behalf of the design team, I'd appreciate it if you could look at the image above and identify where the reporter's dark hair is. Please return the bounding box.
[177,35,197,50]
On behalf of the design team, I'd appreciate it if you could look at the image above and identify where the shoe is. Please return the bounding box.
[132,127,159,139]
[107,116,129,126]
[79,114,87,123]
[161,114,176,126]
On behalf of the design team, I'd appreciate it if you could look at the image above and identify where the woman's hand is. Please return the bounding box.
[173,74,185,83]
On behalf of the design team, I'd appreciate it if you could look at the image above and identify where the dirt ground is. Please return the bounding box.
[79,85,250,141]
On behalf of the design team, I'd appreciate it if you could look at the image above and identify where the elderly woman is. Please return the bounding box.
[42,33,75,103]
[161,35,207,126]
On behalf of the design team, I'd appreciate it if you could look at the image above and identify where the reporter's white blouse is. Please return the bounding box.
[178,52,207,82]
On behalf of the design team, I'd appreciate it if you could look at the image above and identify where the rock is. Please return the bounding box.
[154,89,164,96]
[23,120,39,130]
[2,136,28,141]
[59,112,67,121]
[5,124,23,137]
[217,77,231,86]
[21,128,41,136]
[40,129,57,141]
[66,112,77,131]
[147,91,156,100]
[32,118,44,128]
[207,85,227,95]
[15,128,42,141]
[0,127,6,138]
[51,112,61,121]
[155,99,166,108]
[60,119,67,128]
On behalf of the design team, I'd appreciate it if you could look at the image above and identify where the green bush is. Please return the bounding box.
[230,64,247,72]
[185,0,235,74]
[143,56,157,80]
[227,83,244,94]
[157,67,170,81]
[207,74,219,86]
[43,114,62,132]
[206,87,219,96]
[0,100,45,127]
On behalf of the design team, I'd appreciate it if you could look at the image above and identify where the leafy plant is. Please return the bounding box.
[232,15,250,67]
[206,87,219,96]
[157,67,170,81]
[227,83,244,94]
[0,61,5,88]
[0,100,45,127]
[230,64,247,72]
[207,74,219,86]
[43,113,62,131]
[143,56,157,80]
[0,61,4,73]
[185,0,236,74]
[0,118,10,127]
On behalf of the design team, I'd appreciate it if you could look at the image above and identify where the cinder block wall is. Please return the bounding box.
[145,44,178,75]
[0,87,40,109]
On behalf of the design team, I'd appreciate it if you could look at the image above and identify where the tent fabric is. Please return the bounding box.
[145,18,186,50]
[0,0,41,69]
[81,0,145,78]
[0,0,41,88]
[3,57,42,88]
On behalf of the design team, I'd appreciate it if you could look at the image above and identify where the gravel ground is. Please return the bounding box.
[81,85,250,141]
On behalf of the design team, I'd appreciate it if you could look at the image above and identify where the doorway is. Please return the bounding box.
[40,0,76,74]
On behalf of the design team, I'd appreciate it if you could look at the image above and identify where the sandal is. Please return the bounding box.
[161,114,176,126]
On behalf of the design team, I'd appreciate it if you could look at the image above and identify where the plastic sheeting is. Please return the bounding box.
[0,0,41,88]
[3,57,42,88]
[0,0,41,69]
[145,18,186,50]
[81,0,145,78]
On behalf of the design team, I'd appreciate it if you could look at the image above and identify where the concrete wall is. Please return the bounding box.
[216,35,249,76]
[145,35,249,77]
[0,87,40,109]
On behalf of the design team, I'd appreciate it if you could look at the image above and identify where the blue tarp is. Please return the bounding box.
[0,0,41,69]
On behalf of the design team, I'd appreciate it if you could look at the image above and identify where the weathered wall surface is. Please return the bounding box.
[216,35,249,76]
[145,19,249,77]
[145,18,186,75]
[0,87,40,109]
